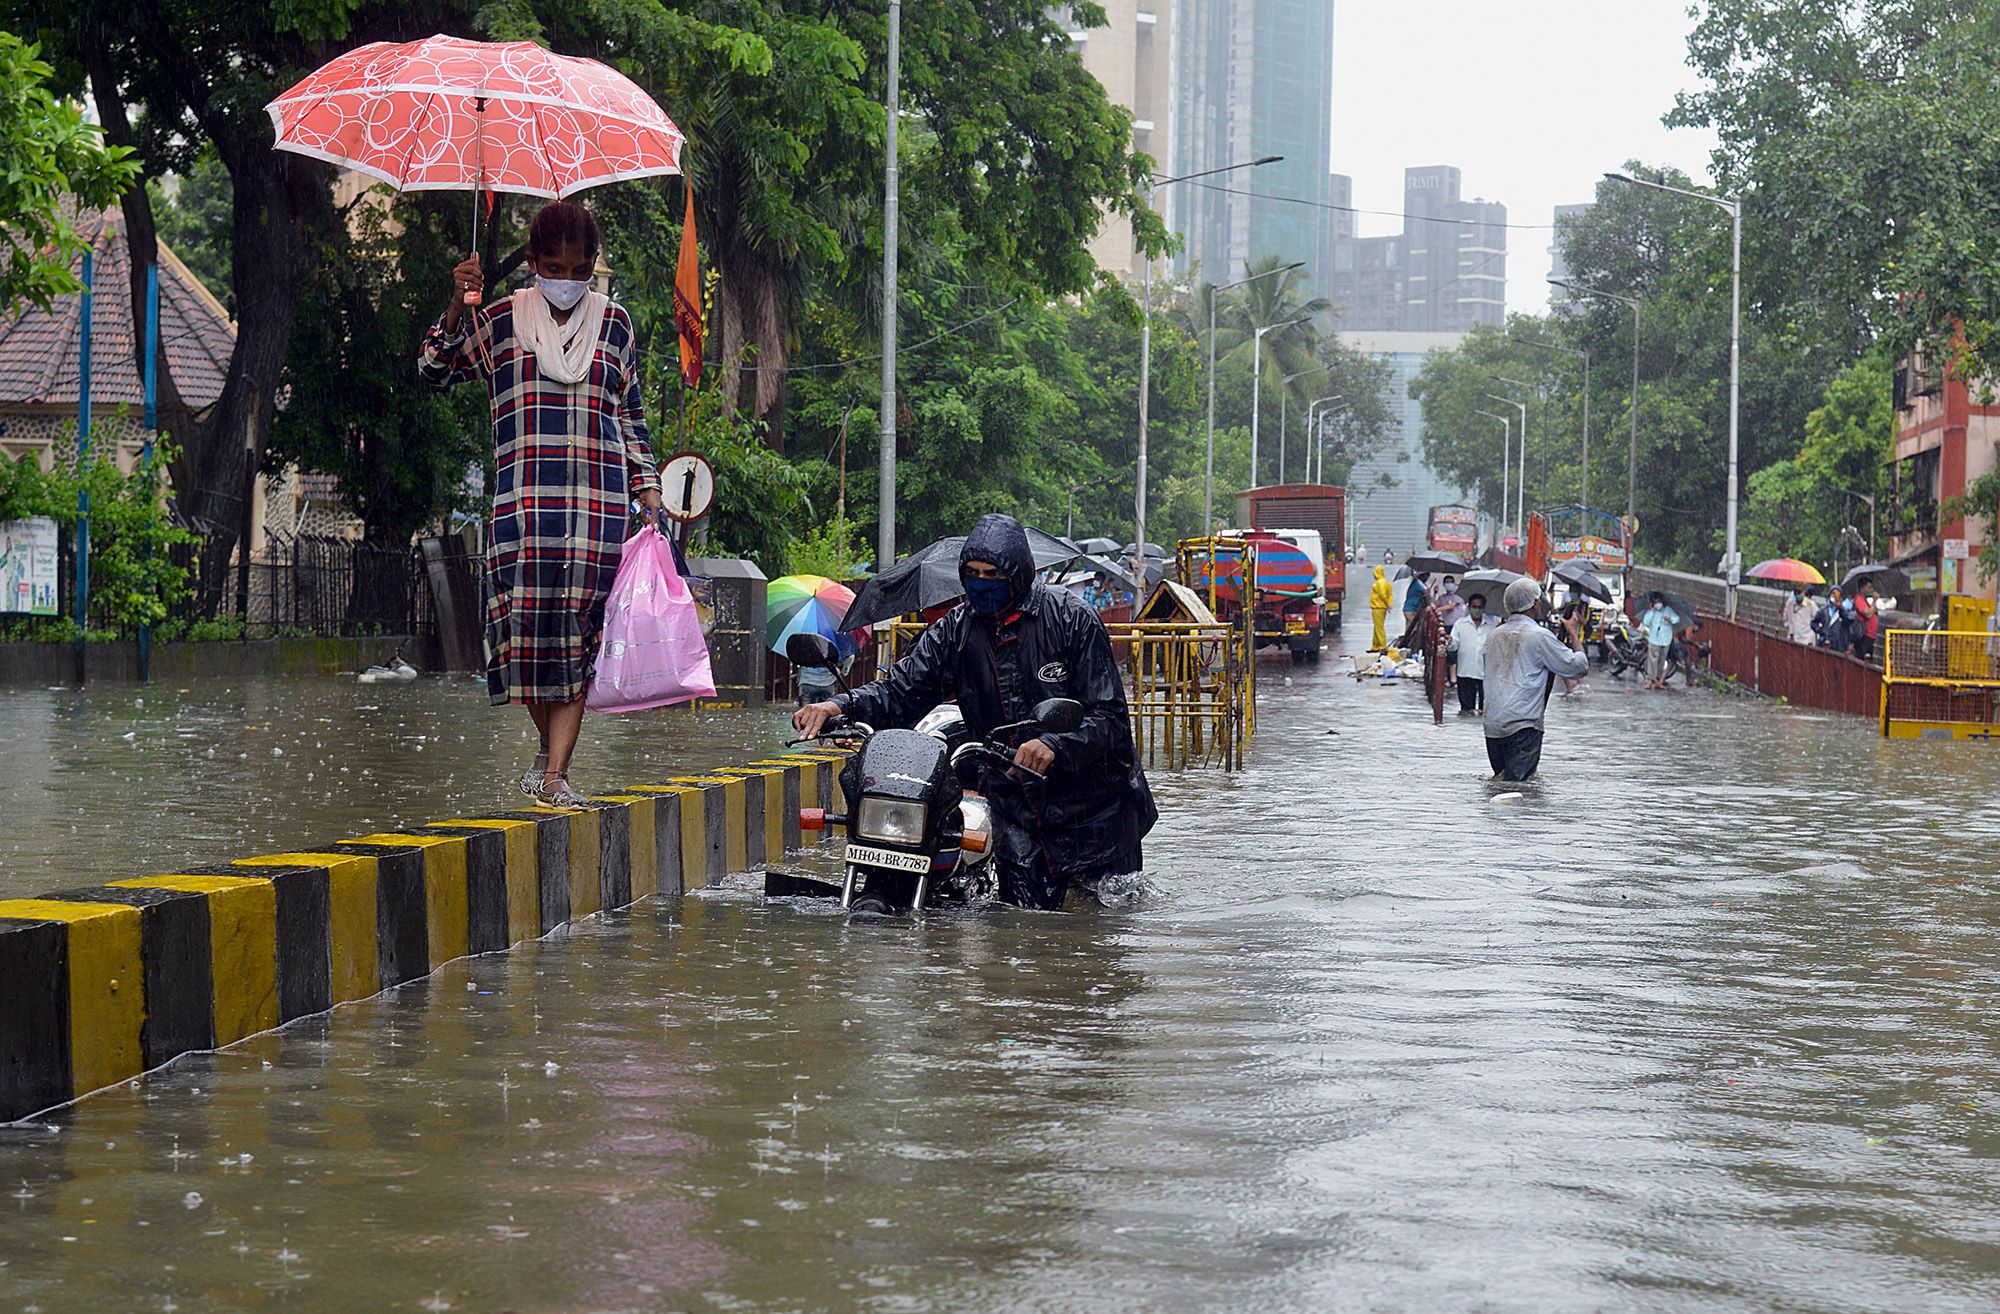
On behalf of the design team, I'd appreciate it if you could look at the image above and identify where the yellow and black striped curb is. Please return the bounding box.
[0,750,849,1124]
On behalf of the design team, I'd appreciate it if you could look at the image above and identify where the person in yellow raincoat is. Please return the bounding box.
[1368,565,1394,650]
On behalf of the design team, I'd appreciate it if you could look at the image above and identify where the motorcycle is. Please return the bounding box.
[769,632,1084,917]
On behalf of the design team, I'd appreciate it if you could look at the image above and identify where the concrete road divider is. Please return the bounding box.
[0,751,845,1123]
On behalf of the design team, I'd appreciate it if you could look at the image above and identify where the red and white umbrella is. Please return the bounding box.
[265,34,683,200]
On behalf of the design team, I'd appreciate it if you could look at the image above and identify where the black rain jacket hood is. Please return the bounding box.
[960,513,1035,608]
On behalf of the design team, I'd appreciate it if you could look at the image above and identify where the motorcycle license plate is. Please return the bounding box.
[844,842,932,874]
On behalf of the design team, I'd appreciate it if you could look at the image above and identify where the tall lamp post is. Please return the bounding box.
[1312,403,1350,485]
[1250,314,1313,488]
[878,0,901,567]
[1207,260,1306,529]
[1497,376,1548,520]
[1547,280,1641,523]
[1307,394,1343,483]
[1484,390,1529,532]
[1512,334,1592,511]
[1278,364,1329,483]
[1607,170,1742,614]
[1135,155,1282,559]
[1473,409,1513,538]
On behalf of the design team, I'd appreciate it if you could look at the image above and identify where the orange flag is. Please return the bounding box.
[673,185,704,389]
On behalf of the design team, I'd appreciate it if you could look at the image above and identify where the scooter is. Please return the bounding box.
[769,632,1084,917]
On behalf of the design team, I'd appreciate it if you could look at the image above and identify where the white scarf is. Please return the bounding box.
[512,283,610,385]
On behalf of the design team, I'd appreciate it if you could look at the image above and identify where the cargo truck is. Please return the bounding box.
[1235,483,1346,640]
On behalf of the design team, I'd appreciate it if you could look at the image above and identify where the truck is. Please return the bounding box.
[1523,504,1632,621]
[1235,483,1346,637]
[1427,504,1478,557]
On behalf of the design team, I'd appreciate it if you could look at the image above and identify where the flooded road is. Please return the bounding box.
[8,601,2000,1312]
[0,674,788,898]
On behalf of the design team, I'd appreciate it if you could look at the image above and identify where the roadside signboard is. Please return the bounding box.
[0,517,58,615]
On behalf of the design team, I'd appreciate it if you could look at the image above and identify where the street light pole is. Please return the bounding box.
[1312,402,1349,484]
[1512,333,1593,511]
[1606,170,1742,614]
[1485,391,1529,532]
[1250,314,1312,489]
[1205,260,1306,530]
[1498,377,1549,523]
[1546,281,1642,523]
[1279,364,1329,484]
[1136,154,1281,560]
[878,0,901,567]
[1474,409,1512,533]
[1307,394,1342,483]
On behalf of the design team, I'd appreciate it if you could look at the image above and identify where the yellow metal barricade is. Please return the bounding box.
[1880,628,2000,739]
[1106,619,1253,771]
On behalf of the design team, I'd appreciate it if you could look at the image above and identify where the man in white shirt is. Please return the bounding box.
[1447,591,1497,714]
[1482,577,1590,781]
[1782,586,1816,646]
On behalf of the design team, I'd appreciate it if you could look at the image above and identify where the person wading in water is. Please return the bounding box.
[420,201,664,805]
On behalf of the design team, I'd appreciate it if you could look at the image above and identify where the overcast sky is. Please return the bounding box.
[1329,0,1720,317]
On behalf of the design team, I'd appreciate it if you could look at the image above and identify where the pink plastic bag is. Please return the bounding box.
[587,528,717,713]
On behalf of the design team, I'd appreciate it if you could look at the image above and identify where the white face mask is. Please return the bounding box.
[536,274,590,311]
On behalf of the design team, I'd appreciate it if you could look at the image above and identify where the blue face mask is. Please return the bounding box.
[962,575,1012,615]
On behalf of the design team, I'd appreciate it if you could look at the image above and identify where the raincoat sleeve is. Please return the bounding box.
[834,620,956,729]
[615,318,662,497]
[1034,611,1130,771]
[418,308,494,389]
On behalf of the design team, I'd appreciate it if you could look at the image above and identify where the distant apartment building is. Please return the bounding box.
[1338,330,1475,557]
[1547,202,1591,311]
[1890,352,1999,606]
[1326,166,1508,334]
[1168,0,1336,290]
[1071,0,1172,278]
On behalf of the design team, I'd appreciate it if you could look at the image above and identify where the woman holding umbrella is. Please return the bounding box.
[421,202,664,805]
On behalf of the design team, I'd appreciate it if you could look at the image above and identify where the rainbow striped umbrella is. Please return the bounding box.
[767,574,866,658]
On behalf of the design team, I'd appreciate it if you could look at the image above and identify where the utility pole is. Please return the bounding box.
[877,0,901,568]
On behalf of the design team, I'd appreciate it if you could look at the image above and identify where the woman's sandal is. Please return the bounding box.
[518,752,548,797]
[535,775,591,808]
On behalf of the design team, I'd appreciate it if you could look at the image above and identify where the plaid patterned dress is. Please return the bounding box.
[419,296,662,705]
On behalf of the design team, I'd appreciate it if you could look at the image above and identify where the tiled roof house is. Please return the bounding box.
[1,208,358,542]
[0,207,235,472]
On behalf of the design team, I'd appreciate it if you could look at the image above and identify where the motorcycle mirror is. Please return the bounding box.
[785,632,840,669]
[1032,697,1084,734]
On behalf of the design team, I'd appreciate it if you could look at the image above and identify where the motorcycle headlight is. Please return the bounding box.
[856,796,928,845]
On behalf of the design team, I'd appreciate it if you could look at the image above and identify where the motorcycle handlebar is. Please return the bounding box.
[953,740,1046,783]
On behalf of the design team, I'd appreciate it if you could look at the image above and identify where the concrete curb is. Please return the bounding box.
[0,751,845,1123]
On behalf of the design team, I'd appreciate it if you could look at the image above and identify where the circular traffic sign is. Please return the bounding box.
[658,451,716,523]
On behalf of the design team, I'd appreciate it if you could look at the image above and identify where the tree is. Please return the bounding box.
[148,142,231,299]
[2,0,478,600]
[1669,2,2000,375]
[0,32,136,313]
[1738,351,1895,574]
[528,0,1156,450]
[269,190,491,546]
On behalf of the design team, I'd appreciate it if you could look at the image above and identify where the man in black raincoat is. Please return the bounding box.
[793,513,1156,909]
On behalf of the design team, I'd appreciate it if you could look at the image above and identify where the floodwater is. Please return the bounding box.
[8,583,2000,1312]
[0,672,789,899]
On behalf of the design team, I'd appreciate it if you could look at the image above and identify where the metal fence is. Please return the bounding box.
[4,531,435,642]
[1700,613,1884,719]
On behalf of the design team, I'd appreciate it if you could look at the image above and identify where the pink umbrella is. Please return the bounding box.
[266,34,683,200]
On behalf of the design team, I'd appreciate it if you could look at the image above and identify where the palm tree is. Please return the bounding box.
[1206,257,1330,481]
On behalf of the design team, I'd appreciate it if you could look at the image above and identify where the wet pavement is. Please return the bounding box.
[7,588,2000,1311]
